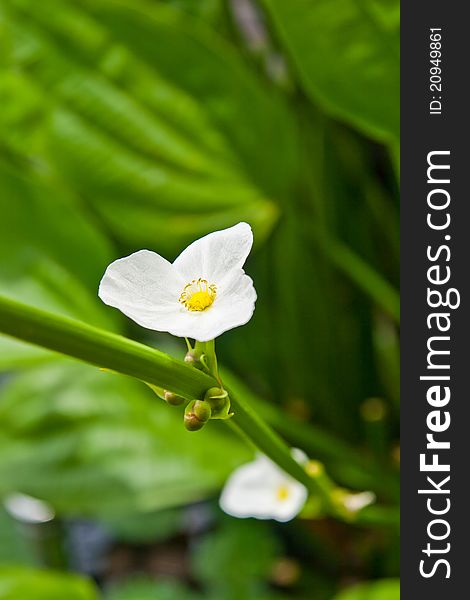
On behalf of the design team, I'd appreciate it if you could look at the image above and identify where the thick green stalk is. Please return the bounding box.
[0,295,335,509]
[0,295,214,398]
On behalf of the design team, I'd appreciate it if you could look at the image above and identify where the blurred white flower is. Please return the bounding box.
[4,493,55,524]
[99,222,256,342]
[219,449,308,523]
[342,491,376,512]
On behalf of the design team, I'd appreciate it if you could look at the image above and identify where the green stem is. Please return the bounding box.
[204,339,222,383]
[0,296,213,398]
[0,295,335,511]
[195,339,222,385]
[184,337,193,352]
[203,339,217,375]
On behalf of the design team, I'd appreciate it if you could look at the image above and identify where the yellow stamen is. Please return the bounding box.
[179,278,217,312]
[276,484,290,502]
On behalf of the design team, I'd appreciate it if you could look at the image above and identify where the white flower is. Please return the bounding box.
[98,222,256,342]
[219,449,308,523]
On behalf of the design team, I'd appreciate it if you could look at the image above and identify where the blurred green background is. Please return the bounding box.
[0,0,399,598]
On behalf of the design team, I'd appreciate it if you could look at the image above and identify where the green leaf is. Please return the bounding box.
[0,163,112,308]
[1,0,296,252]
[0,338,53,371]
[332,579,400,600]
[0,566,98,600]
[0,360,252,516]
[311,230,399,323]
[0,507,37,566]
[262,0,399,142]
[76,0,298,195]
[0,161,116,369]
[160,0,223,24]
[107,578,201,600]
[192,518,280,599]
[0,72,47,158]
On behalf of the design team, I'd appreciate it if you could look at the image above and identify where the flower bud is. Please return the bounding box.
[192,400,212,422]
[184,412,205,431]
[163,390,185,406]
[204,387,227,410]
[204,387,232,420]
[342,491,376,513]
[184,349,204,370]
[184,400,211,431]
[306,460,324,478]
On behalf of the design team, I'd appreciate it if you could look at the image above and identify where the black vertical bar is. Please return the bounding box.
[401,3,468,597]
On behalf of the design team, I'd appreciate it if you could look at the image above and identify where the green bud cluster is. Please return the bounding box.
[184,399,212,431]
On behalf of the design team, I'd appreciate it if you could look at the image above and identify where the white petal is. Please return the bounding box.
[98,250,185,331]
[173,222,253,283]
[219,454,308,523]
[4,493,55,524]
[219,457,285,520]
[160,270,256,341]
[269,481,308,523]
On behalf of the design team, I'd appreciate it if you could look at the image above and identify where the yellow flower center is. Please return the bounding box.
[276,484,290,502]
[179,278,217,312]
